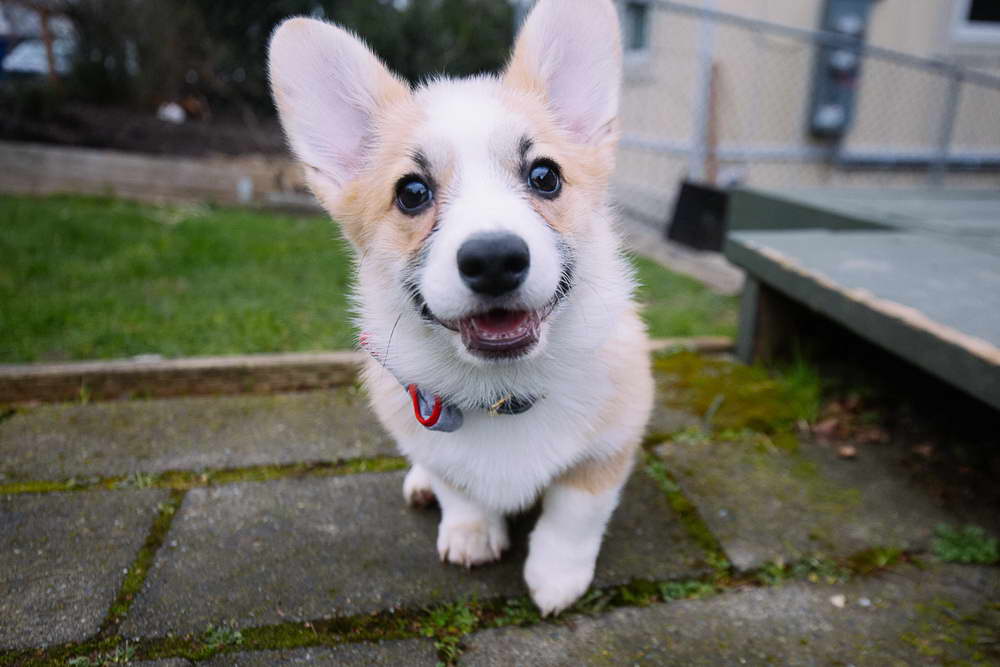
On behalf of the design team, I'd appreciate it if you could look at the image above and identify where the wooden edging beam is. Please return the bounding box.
[0,338,732,405]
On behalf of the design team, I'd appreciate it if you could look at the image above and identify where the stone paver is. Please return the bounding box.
[0,389,395,483]
[3,360,997,665]
[656,436,960,570]
[202,639,437,666]
[0,385,694,485]
[122,470,706,636]
[462,563,1000,666]
[0,488,168,649]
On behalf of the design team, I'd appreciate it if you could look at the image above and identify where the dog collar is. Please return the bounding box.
[359,332,536,433]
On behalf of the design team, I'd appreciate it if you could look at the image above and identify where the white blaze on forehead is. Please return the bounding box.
[415,78,523,184]
[411,78,564,323]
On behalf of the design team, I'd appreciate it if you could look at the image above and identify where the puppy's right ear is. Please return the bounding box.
[268,18,409,196]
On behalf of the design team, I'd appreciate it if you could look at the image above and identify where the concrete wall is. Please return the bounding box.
[0,141,311,208]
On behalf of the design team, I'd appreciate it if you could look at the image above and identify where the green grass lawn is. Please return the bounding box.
[0,195,736,362]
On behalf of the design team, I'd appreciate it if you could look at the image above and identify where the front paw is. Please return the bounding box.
[437,519,509,568]
[403,465,436,508]
[524,550,594,617]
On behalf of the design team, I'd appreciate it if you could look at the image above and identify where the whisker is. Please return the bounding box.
[383,313,404,367]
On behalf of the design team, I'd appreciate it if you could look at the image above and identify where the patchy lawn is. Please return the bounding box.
[0,195,737,362]
[632,255,737,339]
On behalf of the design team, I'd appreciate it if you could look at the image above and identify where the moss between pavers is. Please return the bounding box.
[653,350,820,447]
[900,597,1000,664]
[0,352,913,666]
[643,454,729,574]
[0,456,408,496]
[646,351,916,570]
[933,524,1000,565]
[641,352,829,574]
[100,490,186,635]
[3,545,937,667]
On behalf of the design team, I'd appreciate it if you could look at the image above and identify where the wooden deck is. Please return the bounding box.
[725,188,1000,411]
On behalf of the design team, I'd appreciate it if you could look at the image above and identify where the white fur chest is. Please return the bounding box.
[365,347,620,512]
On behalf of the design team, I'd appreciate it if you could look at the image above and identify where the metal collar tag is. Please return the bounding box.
[359,331,532,433]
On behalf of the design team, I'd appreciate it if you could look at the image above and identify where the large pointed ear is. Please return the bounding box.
[504,0,622,145]
[268,18,409,194]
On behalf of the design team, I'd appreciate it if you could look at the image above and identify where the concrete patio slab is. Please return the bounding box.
[0,389,395,483]
[462,564,1000,666]
[655,437,959,570]
[0,488,168,649]
[122,471,705,636]
[201,640,438,666]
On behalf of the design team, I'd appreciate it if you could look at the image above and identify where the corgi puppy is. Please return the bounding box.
[268,0,653,615]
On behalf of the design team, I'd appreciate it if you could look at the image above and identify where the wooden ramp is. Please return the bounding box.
[725,188,1000,411]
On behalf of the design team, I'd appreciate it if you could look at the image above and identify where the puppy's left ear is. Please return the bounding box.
[504,0,623,146]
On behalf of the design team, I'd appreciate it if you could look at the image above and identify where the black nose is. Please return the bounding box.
[457,232,530,296]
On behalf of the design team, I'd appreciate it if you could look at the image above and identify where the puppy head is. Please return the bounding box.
[269,0,622,364]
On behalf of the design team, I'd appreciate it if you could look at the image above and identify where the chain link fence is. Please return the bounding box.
[614,0,1000,227]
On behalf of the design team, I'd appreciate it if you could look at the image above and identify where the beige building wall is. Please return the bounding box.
[615,0,1000,217]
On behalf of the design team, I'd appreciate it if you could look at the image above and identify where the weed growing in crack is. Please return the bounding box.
[116,471,155,489]
[203,623,245,650]
[420,600,479,664]
[493,597,541,627]
[756,556,853,586]
[659,580,715,601]
[67,641,135,666]
[933,524,999,564]
[571,588,616,615]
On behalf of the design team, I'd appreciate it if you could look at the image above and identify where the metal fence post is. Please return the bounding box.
[689,0,718,183]
[931,69,963,187]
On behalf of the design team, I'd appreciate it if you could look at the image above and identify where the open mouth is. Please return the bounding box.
[457,308,541,359]
[408,258,573,360]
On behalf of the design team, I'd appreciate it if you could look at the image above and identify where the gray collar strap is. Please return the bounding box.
[359,332,536,433]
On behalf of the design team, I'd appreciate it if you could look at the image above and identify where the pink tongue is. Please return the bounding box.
[472,309,530,335]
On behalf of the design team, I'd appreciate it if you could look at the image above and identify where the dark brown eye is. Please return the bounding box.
[395,176,433,214]
[528,160,561,198]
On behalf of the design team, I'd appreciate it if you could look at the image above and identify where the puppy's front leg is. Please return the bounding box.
[429,471,509,568]
[525,449,633,616]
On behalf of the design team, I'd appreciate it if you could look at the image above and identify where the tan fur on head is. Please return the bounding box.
[334,97,429,252]
[270,1,623,252]
[498,86,618,238]
[324,75,618,253]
